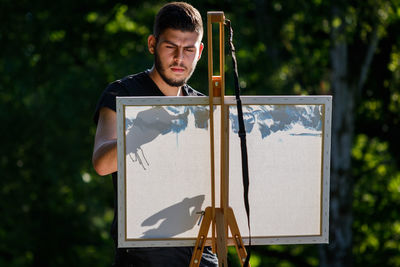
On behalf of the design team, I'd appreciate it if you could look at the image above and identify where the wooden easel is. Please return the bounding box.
[189,12,249,267]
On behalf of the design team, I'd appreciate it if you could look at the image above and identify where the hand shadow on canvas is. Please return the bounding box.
[140,194,205,238]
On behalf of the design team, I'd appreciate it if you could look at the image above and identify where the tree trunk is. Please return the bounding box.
[319,2,380,264]
[319,8,355,267]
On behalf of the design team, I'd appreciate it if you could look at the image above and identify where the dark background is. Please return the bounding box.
[1,0,399,266]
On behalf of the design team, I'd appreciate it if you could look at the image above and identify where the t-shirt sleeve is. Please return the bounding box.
[93,81,128,125]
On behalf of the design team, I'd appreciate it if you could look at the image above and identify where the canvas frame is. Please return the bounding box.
[117,95,332,248]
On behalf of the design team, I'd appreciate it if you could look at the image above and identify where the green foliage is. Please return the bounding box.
[352,135,400,266]
[1,0,400,266]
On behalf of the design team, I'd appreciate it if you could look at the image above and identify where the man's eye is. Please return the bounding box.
[166,46,175,49]
[185,48,195,52]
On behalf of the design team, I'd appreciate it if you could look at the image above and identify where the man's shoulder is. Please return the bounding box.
[116,71,149,89]
[120,71,148,82]
[107,70,158,96]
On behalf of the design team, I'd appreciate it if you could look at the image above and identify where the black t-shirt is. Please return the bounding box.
[94,71,217,267]
[93,70,203,124]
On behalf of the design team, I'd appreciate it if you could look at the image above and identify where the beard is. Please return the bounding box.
[154,50,196,87]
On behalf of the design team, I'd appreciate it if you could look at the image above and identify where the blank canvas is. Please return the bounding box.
[117,96,331,247]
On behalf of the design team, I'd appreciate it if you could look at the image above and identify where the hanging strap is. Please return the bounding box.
[225,19,251,267]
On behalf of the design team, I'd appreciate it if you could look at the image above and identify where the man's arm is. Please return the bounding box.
[92,107,118,176]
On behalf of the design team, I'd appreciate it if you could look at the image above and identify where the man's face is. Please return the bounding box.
[149,28,203,87]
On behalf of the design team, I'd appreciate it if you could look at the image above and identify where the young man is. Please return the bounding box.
[92,2,218,266]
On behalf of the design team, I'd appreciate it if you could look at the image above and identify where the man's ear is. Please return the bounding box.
[147,35,156,54]
[197,42,204,60]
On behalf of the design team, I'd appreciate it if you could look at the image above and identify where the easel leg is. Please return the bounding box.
[190,207,212,267]
[190,207,250,267]
[216,209,228,266]
[227,207,250,267]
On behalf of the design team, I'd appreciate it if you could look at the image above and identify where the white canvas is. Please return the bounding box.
[117,96,331,247]
[229,105,323,240]
[123,105,220,241]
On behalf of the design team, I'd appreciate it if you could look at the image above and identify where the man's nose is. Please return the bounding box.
[174,48,184,62]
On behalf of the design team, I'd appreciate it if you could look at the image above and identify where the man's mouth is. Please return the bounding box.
[170,66,186,73]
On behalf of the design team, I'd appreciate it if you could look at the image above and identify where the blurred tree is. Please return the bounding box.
[0,0,158,266]
[219,0,400,266]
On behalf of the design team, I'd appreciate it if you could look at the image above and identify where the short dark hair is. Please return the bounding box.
[153,2,203,39]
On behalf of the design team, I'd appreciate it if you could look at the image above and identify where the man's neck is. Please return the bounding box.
[148,67,183,96]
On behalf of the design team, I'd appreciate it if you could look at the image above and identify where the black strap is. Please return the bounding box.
[225,19,251,267]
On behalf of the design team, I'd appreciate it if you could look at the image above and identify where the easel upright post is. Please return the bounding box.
[207,10,217,256]
[189,11,249,267]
